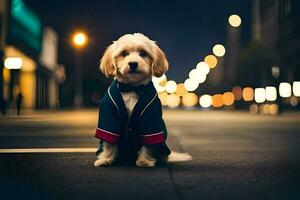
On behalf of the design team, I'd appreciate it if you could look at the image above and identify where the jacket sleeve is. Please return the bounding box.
[95,93,121,144]
[139,97,168,145]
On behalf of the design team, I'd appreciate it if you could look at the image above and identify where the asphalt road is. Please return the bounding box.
[0,109,300,200]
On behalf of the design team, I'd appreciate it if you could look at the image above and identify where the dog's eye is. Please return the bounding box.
[139,50,148,58]
[121,51,129,57]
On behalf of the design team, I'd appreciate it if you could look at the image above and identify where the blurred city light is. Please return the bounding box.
[269,104,279,115]
[72,32,88,48]
[153,74,167,92]
[182,93,198,107]
[189,69,206,84]
[293,81,300,97]
[212,44,226,57]
[158,92,168,106]
[290,96,298,107]
[228,14,241,27]
[204,55,218,68]
[249,104,259,114]
[242,87,254,101]
[199,94,212,108]
[165,80,177,93]
[196,61,210,75]
[279,82,292,98]
[271,66,280,78]
[184,78,199,92]
[222,92,234,106]
[4,57,23,69]
[212,94,223,108]
[176,83,188,97]
[166,93,180,108]
[265,86,277,101]
[254,88,266,103]
[232,86,242,100]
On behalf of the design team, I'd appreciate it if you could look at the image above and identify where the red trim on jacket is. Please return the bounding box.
[141,132,165,145]
[95,128,120,144]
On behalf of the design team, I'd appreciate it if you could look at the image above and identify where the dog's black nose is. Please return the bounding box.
[129,62,138,71]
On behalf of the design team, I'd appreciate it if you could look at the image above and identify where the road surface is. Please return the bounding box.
[0,110,300,200]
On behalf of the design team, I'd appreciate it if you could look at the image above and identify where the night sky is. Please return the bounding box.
[26,0,252,104]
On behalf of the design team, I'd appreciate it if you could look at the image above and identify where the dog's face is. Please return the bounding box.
[100,33,168,85]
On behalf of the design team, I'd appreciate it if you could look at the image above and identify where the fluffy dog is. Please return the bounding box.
[94,33,190,167]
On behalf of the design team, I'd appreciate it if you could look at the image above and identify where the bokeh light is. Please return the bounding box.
[158,92,168,106]
[212,94,223,108]
[4,57,23,69]
[265,86,277,101]
[292,81,300,97]
[255,88,266,103]
[242,87,254,101]
[176,83,188,97]
[212,44,226,57]
[290,96,298,107]
[204,55,218,68]
[196,61,210,75]
[165,80,177,93]
[182,93,198,107]
[279,82,291,98]
[232,86,242,100]
[249,104,259,114]
[199,94,212,108]
[269,104,279,115]
[189,69,207,84]
[184,78,199,92]
[166,93,180,108]
[228,14,242,27]
[222,92,234,106]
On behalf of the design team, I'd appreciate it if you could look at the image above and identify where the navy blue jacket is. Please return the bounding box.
[95,80,170,159]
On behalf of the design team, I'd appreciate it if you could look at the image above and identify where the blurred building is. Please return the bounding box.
[0,0,63,110]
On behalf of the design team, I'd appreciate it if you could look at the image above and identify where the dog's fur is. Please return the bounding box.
[94,33,168,167]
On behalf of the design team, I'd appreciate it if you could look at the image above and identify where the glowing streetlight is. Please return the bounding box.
[4,57,23,69]
[72,32,88,48]
[228,14,242,27]
[212,44,226,57]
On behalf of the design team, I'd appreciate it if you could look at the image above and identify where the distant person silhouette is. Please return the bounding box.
[17,92,23,115]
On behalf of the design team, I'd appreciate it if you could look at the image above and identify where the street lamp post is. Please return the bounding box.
[71,31,88,108]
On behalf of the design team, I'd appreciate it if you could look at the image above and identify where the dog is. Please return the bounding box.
[94,33,191,167]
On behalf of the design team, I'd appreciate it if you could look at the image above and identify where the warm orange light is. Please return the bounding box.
[176,83,188,97]
[222,92,234,106]
[249,104,258,114]
[204,55,218,68]
[232,86,242,100]
[72,32,88,48]
[182,92,198,107]
[269,104,279,115]
[242,87,254,101]
[158,92,168,106]
[212,94,223,108]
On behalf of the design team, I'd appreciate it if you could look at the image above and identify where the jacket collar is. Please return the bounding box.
[108,80,157,119]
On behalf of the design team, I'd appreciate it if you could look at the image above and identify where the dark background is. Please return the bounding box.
[26,0,252,107]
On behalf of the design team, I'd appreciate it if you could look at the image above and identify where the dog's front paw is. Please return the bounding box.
[94,158,113,167]
[136,157,156,167]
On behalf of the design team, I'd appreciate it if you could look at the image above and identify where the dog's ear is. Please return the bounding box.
[99,44,116,78]
[152,42,169,77]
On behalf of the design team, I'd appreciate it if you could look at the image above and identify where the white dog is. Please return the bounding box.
[94,33,191,167]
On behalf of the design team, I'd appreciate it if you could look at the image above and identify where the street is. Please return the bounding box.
[1,110,300,200]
